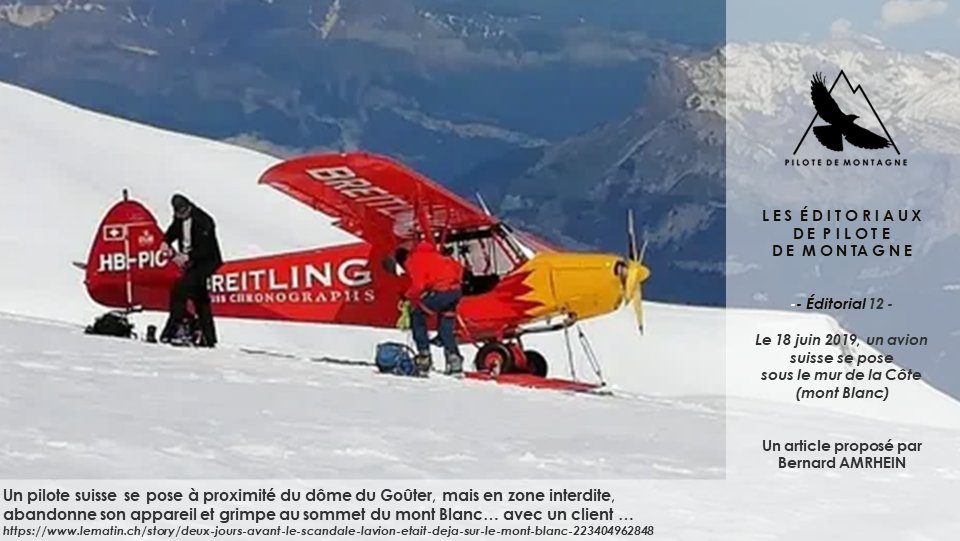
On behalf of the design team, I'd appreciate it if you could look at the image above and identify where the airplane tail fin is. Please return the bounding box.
[813,125,844,152]
[84,193,179,311]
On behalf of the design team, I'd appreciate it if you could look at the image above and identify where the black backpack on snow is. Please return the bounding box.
[85,311,135,339]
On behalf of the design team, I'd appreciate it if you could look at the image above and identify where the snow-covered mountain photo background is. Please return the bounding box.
[1,1,960,538]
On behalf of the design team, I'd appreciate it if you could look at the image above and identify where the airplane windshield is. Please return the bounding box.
[443,226,527,296]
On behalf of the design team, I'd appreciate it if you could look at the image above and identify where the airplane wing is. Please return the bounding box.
[259,153,498,249]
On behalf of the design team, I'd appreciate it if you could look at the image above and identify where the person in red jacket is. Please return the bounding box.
[397,240,465,375]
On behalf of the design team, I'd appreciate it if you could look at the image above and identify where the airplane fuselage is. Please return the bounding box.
[86,199,648,345]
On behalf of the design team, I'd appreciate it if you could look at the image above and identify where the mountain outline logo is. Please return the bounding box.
[793,70,899,155]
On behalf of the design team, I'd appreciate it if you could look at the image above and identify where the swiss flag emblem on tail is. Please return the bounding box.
[102,225,126,242]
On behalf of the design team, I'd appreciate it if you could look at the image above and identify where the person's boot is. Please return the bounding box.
[445,353,464,377]
[414,353,433,375]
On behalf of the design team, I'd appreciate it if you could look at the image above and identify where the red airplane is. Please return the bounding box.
[83,153,649,381]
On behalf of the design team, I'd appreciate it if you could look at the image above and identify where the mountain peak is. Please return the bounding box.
[718,40,960,154]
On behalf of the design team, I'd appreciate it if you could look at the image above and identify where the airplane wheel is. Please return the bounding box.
[474,342,515,373]
[524,350,548,378]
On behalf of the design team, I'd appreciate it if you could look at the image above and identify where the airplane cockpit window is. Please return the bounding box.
[443,226,527,296]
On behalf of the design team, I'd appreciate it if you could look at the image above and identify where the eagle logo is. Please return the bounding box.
[793,71,899,155]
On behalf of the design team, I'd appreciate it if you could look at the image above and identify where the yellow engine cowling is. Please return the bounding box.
[523,253,626,322]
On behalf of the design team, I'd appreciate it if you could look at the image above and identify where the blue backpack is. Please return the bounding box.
[375,342,418,376]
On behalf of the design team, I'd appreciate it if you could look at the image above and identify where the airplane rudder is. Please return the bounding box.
[85,197,174,308]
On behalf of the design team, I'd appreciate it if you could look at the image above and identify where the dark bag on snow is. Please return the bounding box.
[85,311,134,338]
[375,342,417,376]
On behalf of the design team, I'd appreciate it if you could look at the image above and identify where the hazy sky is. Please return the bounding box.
[728,0,959,53]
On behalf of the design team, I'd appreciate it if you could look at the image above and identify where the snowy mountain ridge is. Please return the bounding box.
[679,38,960,154]
[0,1,103,28]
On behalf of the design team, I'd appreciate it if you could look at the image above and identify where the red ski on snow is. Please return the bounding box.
[464,372,604,393]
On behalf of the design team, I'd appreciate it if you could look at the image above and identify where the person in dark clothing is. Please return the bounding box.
[399,241,465,375]
[159,194,223,347]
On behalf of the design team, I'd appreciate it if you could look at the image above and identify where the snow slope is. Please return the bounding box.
[0,313,724,479]
[0,79,958,436]
[3,313,960,541]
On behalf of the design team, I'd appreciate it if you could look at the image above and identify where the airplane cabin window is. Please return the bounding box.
[444,227,525,296]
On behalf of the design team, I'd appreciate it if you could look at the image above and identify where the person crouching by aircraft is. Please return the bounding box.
[159,194,223,347]
[397,241,465,375]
